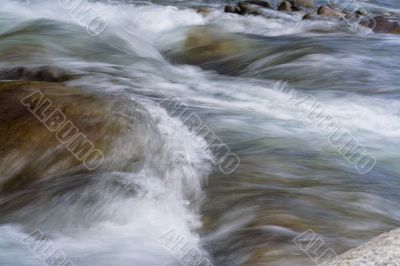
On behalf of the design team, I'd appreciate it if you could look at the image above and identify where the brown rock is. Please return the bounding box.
[291,0,314,8]
[238,2,263,16]
[366,16,400,34]
[318,5,346,19]
[278,1,295,12]
[0,81,156,193]
[235,5,246,15]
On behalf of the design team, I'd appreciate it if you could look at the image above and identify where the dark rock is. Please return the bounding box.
[224,5,235,13]
[365,16,400,34]
[238,2,263,16]
[0,66,74,82]
[235,5,245,15]
[242,0,271,9]
[278,1,299,12]
[355,9,365,16]
[302,13,313,20]
[278,1,292,11]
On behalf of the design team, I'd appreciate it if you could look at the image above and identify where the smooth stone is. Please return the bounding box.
[278,1,300,12]
[302,13,313,20]
[182,27,250,64]
[291,0,314,8]
[318,6,346,19]
[278,1,293,12]
[0,81,155,193]
[366,16,400,34]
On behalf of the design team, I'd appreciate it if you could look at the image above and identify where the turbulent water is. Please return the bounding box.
[0,0,399,265]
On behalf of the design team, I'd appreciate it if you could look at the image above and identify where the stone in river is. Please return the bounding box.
[0,81,156,193]
[365,16,400,34]
[318,6,346,19]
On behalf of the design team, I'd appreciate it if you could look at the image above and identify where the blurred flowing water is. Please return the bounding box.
[0,0,399,265]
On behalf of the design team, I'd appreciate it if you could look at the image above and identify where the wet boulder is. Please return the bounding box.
[224,5,235,13]
[163,26,259,74]
[237,2,264,16]
[278,1,299,12]
[290,0,314,8]
[318,5,346,19]
[180,27,250,64]
[0,81,156,193]
[365,16,400,34]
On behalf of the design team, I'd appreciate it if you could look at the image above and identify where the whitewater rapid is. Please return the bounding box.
[0,0,399,266]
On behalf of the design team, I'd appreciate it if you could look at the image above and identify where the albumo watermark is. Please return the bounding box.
[21,90,105,171]
[59,0,107,36]
[22,229,74,266]
[159,97,240,175]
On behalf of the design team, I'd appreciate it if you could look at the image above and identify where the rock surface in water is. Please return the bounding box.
[241,0,271,9]
[238,2,264,15]
[195,7,211,16]
[0,81,156,193]
[224,5,235,13]
[278,1,298,12]
[168,26,254,74]
[318,6,346,19]
[302,13,313,20]
[0,66,74,82]
[225,1,271,16]
[290,0,314,8]
[324,228,400,265]
[367,16,400,34]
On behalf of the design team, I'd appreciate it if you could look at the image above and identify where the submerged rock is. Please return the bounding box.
[176,27,251,70]
[0,81,155,193]
[366,16,400,34]
[195,7,211,16]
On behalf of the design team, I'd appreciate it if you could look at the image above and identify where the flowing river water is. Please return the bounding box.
[0,0,399,265]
